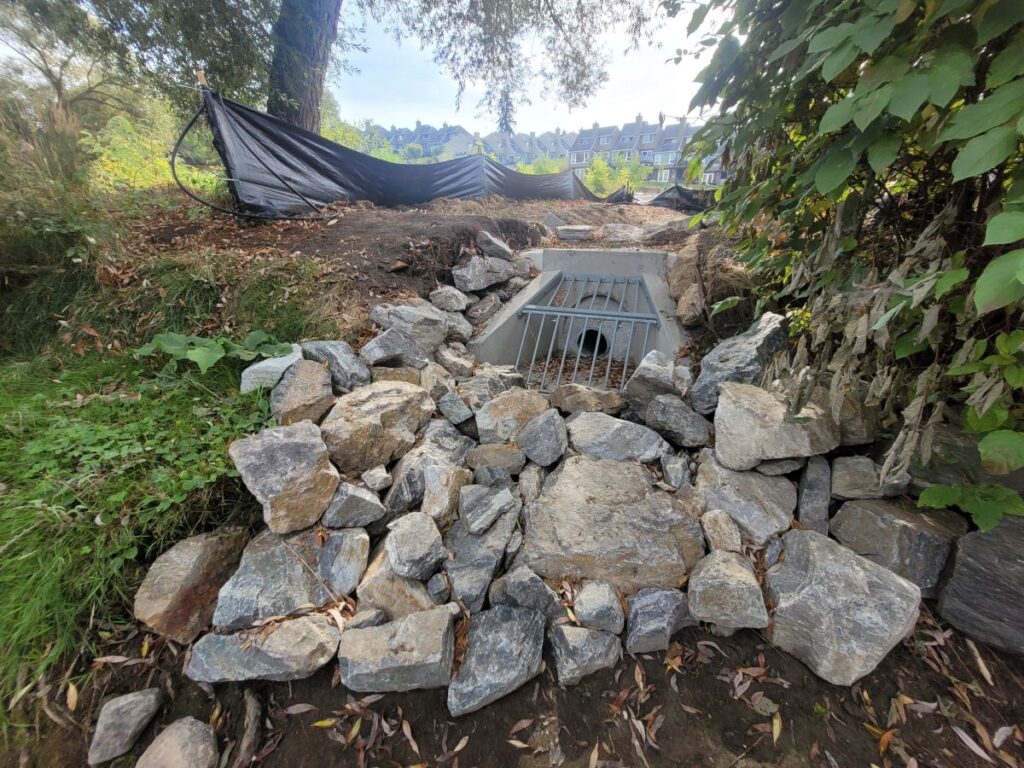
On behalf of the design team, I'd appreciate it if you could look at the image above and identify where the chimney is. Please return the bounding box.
[592,122,599,130]
[636,113,643,124]
[415,119,421,128]
[530,130,536,137]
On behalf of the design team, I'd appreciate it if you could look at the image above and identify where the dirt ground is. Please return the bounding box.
[8,606,1023,768]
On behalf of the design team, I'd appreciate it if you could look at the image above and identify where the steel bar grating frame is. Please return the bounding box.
[513,272,661,392]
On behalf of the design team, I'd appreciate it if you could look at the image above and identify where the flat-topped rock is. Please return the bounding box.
[359,328,430,368]
[691,313,786,414]
[476,230,514,260]
[566,412,673,463]
[357,545,435,620]
[831,456,910,499]
[465,443,526,475]
[573,581,624,634]
[430,285,472,312]
[476,387,549,443]
[452,256,515,292]
[87,688,164,765]
[301,340,370,393]
[370,301,449,353]
[488,564,564,621]
[520,455,704,590]
[688,551,768,629]
[323,482,386,528]
[229,421,339,534]
[385,512,446,579]
[548,625,620,686]
[270,359,334,425]
[549,383,624,414]
[625,588,695,653]
[240,344,302,393]
[136,717,218,768]
[646,394,713,448]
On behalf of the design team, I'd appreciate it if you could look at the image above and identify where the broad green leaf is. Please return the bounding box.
[185,345,226,373]
[710,296,742,316]
[822,40,858,82]
[962,484,1024,531]
[242,329,273,349]
[938,79,1024,142]
[974,249,1024,314]
[977,0,1024,45]
[983,211,1024,245]
[872,299,907,331]
[1004,365,1024,388]
[894,332,929,358]
[931,0,974,19]
[917,484,962,508]
[886,73,930,121]
[854,85,893,131]
[814,146,858,193]
[853,14,897,54]
[979,430,1024,474]
[858,55,909,92]
[687,3,710,35]
[867,133,901,173]
[966,402,1010,433]
[951,126,1018,182]
[808,23,856,54]
[987,34,1024,88]
[768,36,805,62]
[933,267,970,298]
[819,97,858,135]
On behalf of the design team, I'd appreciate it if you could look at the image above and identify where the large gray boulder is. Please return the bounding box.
[320,380,434,473]
[488,564,564,621]
[302,339,371,393]
[359,328,430,369]
[229,421,340,534]
[357,545,435,620]
[938,516,1024,654]
[625,588,695,653]
[385,512,446,579]
[831,499,967,593]
[371,301,450,352]
[622,350,687,413]
[421,464,474,529]
[134,527,249,644]
[466,293,503,325]
[186,614,341,683]
[520,455,704,590]
[688,551,768,630]
[797,456,831,534]
[695,450,796,545]
[384,420,474,516]
[337,604,456,691]
[270,359,335,425]
[87,688,164,765]
[460,484,521,534]
[213,528,368,629]
[323,482,386,528]
[831,456,910,499]
[455,364,524,409]
[565,412,673,463]
[549,383,624,414]
[447,606,545,716]
[573,581,624,634]
[430,285,472,312]
[452,256,516,293]
[476,230,514,260]
[444,503,520,611]
[700,509,742,553]
[691,313,787,414]
[514,408,568,466]
[713,383,839,470]
[136,717,218,768]
[240,344,302,393]
[548,625,620,686]
[766,530,921,686]
[465,443,527,475]
[476,387,549,443]
[646,394,713,448]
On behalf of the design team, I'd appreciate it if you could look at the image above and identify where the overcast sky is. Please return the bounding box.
[327,10,713,135]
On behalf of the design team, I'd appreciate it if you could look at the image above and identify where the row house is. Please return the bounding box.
[568,114,700,183]
[379,121,474,157]
[378,122,578,166]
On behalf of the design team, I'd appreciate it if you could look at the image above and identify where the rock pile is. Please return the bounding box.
[104,229,1004,761]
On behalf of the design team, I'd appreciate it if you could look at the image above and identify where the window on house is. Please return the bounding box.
[571,152,579,164]
[574,168,586,179]
[642,134,654,144]
[599,135,609,145]
[641,151,652,161]
[658,169,670,182]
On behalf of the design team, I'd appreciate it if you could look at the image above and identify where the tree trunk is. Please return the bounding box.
[266,0,343,133]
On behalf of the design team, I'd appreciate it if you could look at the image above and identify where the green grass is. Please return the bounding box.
[0,351,272,716]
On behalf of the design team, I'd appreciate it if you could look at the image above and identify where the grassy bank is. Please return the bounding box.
[0,352,272,715]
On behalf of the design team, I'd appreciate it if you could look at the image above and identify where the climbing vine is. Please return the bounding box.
[675,0,1024,529]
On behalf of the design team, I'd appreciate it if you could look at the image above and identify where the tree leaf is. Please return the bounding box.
[887,73,930,121]
[987,34,1024,88]
[977,0,1024,45]
[710,296,742,316]
[853,13,897,54]
[951,126,1018,182]
[808,23,856,54]
[822,40,859,82]
[868,133,901,173]
[973,248,1024,314]
[934,267,970,298]
[854,85,893,131]
[938,79,1024,142]
[982,211,1024,245]
[978,430,1024,474]
[819,97,858,135]
[185,345,226,373]
[815,146,858,193]
[918,484,963,508]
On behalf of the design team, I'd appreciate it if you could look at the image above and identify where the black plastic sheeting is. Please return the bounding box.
[648,184,715,212]
[201,90,631,216]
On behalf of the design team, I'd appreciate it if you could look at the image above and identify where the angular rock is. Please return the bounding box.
[384,420,475,516]
[623,350,686,413]
[695,450,796,545]
[831,456,910,499]
[688,551,768,629]
[371,301,450,353]
[359,328,429,368]
[938,516,1024,654]
[456,364,525,409]
[476,387,549,444]
[641,218,694,245]
[421,464,473,529]
[548,625,620,686]
[448,606,545,716]
[566,412,673,463]
[476,230,514,260]
[714,383,839,471]
[213,528,368,629]
[542,211,566,229]
[519,462,547,503]
[437,391,474,424]
[186,614,341,683]
[444,504,520,612]
[691,313,787,414]
[549,383,624,414]
[436,344,476,378]
[766,530,921,686]
[646,394,713,448]
[520,455,704,590]
[301,340,370,393]
[386,512,446,579]
[323,482,386,528]
[427,573,451,604]
[488,564,563,620]
[452,256,516,293]
[515,408,567,466]
[430,285,472,312]
[465,443,526,475]
[600,222,645,243]
[757,458,806,476]
[240,344,302,394]
[574,581,624,634]
[357,545,435,620]
[701,509,742,553]
[420,361,456,400]
[372,366,420,385]
[444,311,474,343]
[134,527,249,644]
[361,465,392,492]
[460,484,521,534]
[661,454,691,489]
[337,604,456,691]
[270,359,334,425]
[797,456,831,534]
[348,608,388,629]
[625,588,695,653]
[87,688,164,765]
[466,293,502,325]
[136,717,217,768]
[321,381,434,473]
[556,224,594,242]
[229,421,340,534]
[830,499,967,593]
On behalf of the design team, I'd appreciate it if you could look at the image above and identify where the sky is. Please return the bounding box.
[327,10,713,136]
